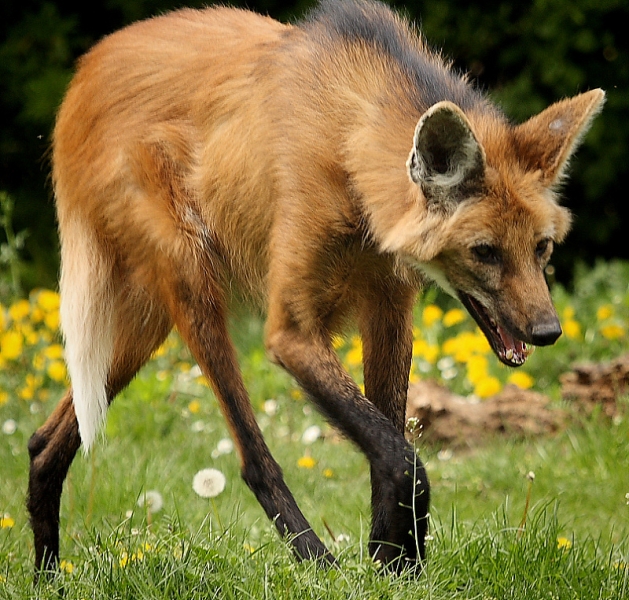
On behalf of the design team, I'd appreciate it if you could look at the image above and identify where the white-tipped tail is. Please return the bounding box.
[59,218,114,451]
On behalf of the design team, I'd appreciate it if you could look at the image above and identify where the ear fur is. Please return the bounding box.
[407,101,486,211]
[515,88,605,187]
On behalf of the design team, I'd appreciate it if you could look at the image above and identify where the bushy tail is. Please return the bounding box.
[59,218,114,451]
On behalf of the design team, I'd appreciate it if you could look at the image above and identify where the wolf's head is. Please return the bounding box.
[390,90,604,366]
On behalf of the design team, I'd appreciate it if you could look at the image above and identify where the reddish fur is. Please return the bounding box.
[28,0,604,576]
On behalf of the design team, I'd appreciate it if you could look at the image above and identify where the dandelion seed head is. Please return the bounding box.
[301,425,321,445]
[137,490,163,513]
[263,399,278,416]
[2,419,17,435]
[193,468,226,498]
[216,438,234,455]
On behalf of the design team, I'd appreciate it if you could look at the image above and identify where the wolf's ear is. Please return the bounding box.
[515,89,605,187]
[407,101,486,210]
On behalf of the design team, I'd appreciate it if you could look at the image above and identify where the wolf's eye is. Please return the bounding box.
[535,238,552,258]
[472,244,500,264]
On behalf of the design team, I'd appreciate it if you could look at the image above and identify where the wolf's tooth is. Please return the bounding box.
[505,349,514,360]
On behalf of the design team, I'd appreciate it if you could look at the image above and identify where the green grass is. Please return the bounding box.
[2,263,629,598]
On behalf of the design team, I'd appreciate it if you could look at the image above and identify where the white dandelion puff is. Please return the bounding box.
[193,468,226,498]
[2,419,17,435]
[301,425,321,445]
[216,438,234,455]
[263,399,278,416]
[137,490,163,513]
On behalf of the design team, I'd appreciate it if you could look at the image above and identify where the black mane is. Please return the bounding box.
[302,0,490,113]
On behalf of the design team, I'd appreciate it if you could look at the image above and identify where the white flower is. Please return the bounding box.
[191,420,205,433]
[437,448,453,461]
[263,399,278,416]
[137,490,163,513]
[216,438,234,455]
[193,468,226,498]
[2,420,17,435]
[301,425,321,445]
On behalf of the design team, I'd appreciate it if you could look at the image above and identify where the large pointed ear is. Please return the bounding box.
[515,89,605,187]
[407,101,486,211]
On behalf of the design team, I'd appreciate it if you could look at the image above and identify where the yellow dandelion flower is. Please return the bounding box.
[562,306,575,320]
[345,336,363,367]
[188,399,201,414]
[195,376,209,387]
[30,307,45,323]
[59,560,74,574]
[44,311,60,331]
[43,344,64,360]
[1,331,23,360]
[331,335,345,350]
[0,391,8,406]
[323,468,334,478]
[243,543,256,554]
[422,304,443,328]
[412,339,439,364]
[152,343,168,358]
[47,360,67,383]
[38,389,50,402]
[596,304,614,321]
[297,456,316,469]
[8,299,30,322]
[37,290,60,312]
[443,331,490,363]
[442,308,466,327]
[290,388,303,400]
[507,371,535,390]
[557,536,572,550]
[563,319,581,340]
[474,376,501,399]
[600,324,625,340]
[18,385,35,400]
[24,330,39,346]
[0,515,15,528]
[466,354,489,384]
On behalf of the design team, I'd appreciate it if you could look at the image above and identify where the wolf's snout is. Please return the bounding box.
[529,318,562,346]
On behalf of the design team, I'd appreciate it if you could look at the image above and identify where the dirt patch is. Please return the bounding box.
[406,355,629,447]
[406,380,565,447]
[560,354,629,418]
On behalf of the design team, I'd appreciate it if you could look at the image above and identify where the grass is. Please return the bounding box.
[2,261,629,598]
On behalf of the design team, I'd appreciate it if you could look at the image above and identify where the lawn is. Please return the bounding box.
[1,261,628,599]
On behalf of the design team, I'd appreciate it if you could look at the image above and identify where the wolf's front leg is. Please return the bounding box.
[266,306,429,573]
[359,283,429,569]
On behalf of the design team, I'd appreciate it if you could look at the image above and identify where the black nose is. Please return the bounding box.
[530,318,562,346]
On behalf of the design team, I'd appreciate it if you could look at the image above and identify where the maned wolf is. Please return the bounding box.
[28,0,604,575]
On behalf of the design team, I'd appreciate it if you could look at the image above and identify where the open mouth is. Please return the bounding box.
[458,292,533,367]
